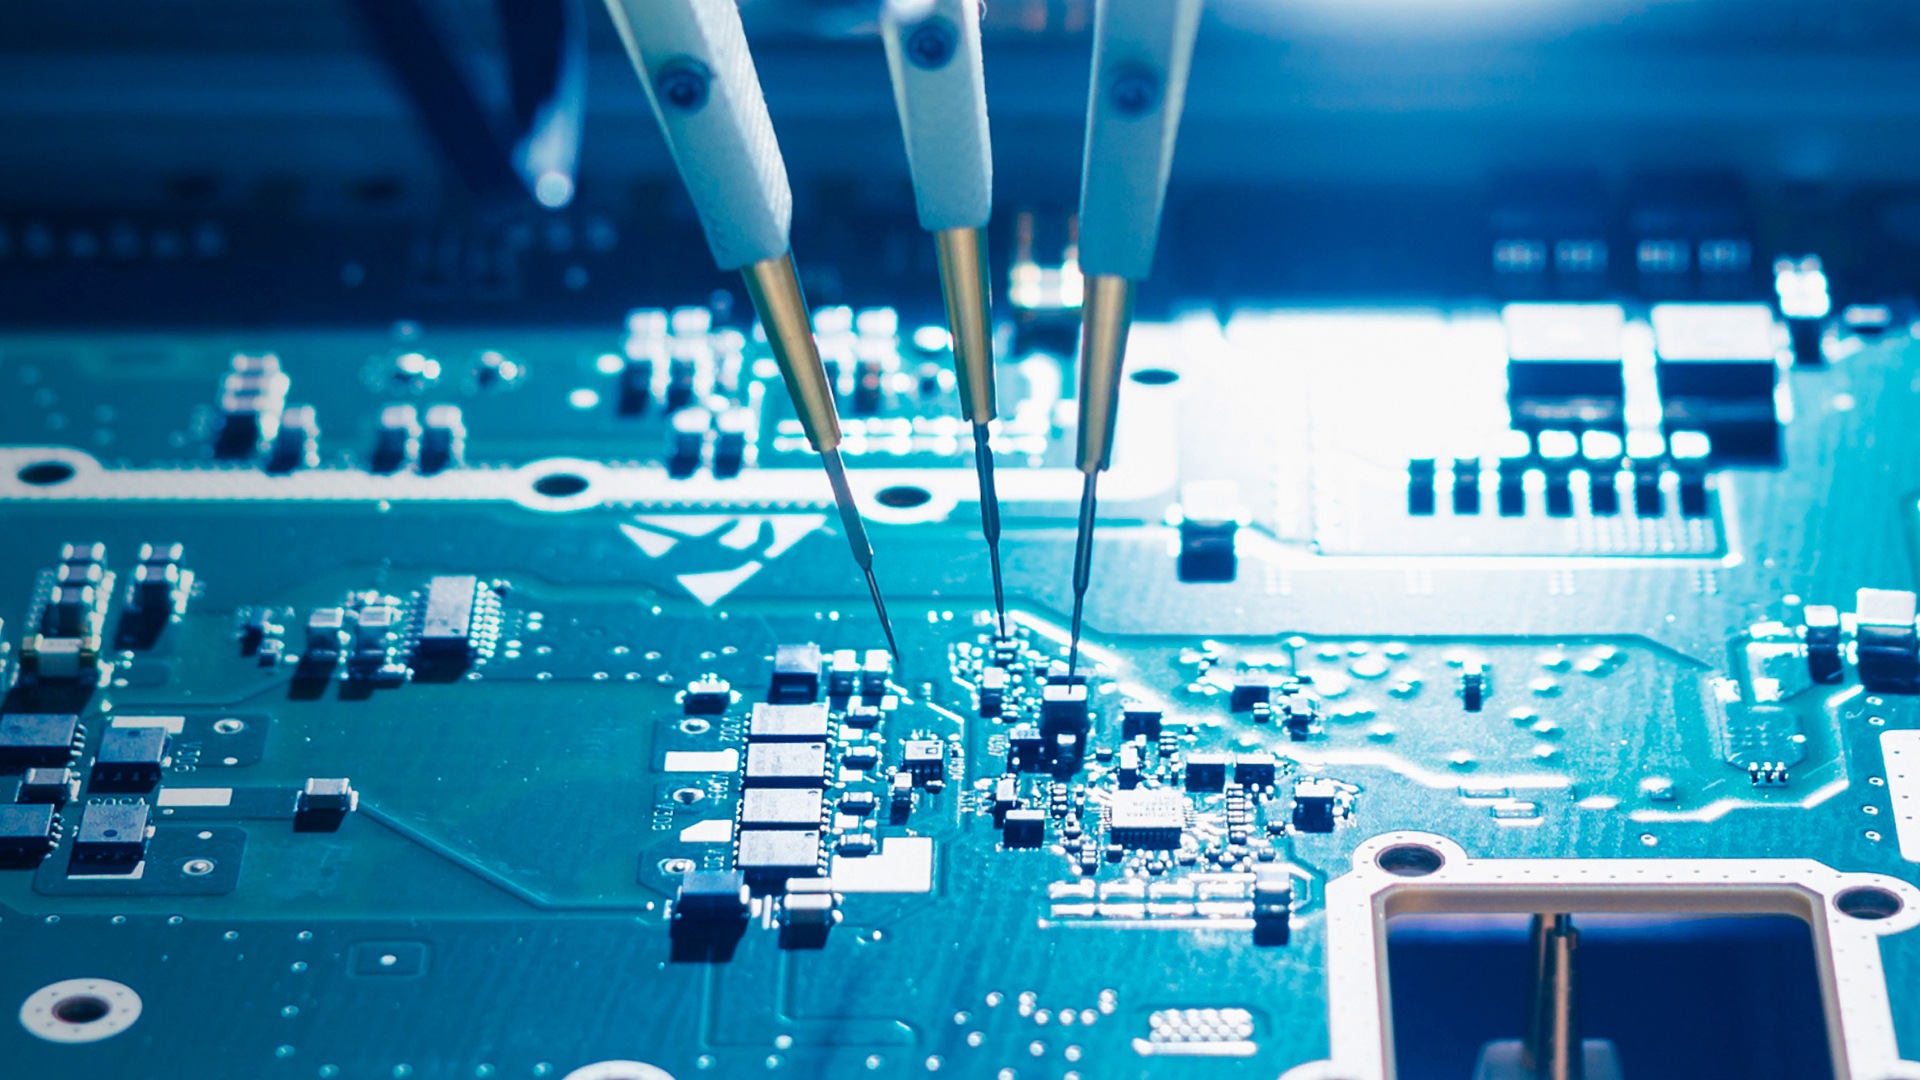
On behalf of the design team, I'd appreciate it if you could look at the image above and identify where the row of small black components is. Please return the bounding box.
[0,712,355,868]
[1804,589,1920,694]
[212,350,467,475]
[24,542,190,681]
[1407,455,1710,519]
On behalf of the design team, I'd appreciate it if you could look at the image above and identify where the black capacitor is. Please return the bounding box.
[1632,461,1663,516]
[1587,461,1622,516]
[667,407,710,480]
[712,409,749,479]
[1451,458,1481,515]
[1407,458,1437,516]
[1497,458,1528,516]
[1805,605,1843,684]
[1543,465,1574,518]
[619,358,654,416]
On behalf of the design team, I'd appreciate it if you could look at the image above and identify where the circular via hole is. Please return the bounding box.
[1835,885,1904,921]
[1129,368,1179,386]
[532,473,589,498]
[875,485,932,509]
[679,718,711,736]
[659,858,697,875]
[671,787,705,806]
[17,461,76,486]
[52,996,109,1025]
[213,718,246,735]
[182,858,216,877]
[1375,843,1446,878]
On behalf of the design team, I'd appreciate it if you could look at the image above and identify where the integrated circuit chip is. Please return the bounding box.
[1110,788,1187,848]
[0,804,59,863]
[0,713,79,767]
[735,828,823,879]
[72,801,151,867]
[740,787,825,829]
[743,742,827,787]
[748,702,831,741]
[91,725,169,790]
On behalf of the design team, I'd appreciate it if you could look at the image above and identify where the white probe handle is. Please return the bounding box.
[881,0,992,232]
[1077,0,1202,282]
[603,0,792,271]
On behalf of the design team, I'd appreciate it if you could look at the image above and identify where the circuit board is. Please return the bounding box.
[4,297,1920,1080]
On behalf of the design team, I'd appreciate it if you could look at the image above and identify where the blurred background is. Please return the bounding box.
[7,0,1920,325]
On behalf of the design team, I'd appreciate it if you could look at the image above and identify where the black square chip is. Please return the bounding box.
[73,801,151,866]
[0,804,58,864]
[0,713,79,767]
[91,726,169,791]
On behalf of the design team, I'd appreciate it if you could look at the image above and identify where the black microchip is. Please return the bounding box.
[675,870,747,919]
[902,740,945,782]
[1230,678,1272,711]
[1185,752,1229,792]
[91,726,169,791]
[769,644,822,703]
[1002,808,1045,848]
[0,804,58,862]
[1234,753,1278,787]
[417,575,478,657]
[0,713,79,767]
[73,801,151,866]
[683,677,731,715]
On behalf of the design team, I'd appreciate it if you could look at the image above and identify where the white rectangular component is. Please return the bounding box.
[1502,303,1625,361]
[157,787,233,807]
[1883,731,1920,862]
[112,715,187,733]
[1858,588,1918,628]
[830,835,934,893]
[1650,303,1778,361]
[662,749,739,773]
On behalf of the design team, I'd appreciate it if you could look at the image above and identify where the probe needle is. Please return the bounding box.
[1067,470,1098,677]
[972,420,1007,635]
[821,447,901,661]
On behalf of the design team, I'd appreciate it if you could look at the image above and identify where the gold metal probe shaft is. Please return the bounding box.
[741,252,900,660]
[934,226,1006,633]
[1068,272,1135,675]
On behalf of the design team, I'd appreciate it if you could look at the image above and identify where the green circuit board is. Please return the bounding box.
[3,302,1920,1080]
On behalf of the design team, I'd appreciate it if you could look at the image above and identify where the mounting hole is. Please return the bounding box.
[875,485,932,509]
[20,978,142,1043]
[1375,843,1445,878]
[1129,368,1179,386]
[17,461,75,486]
[562,1062,676,1080]
[52,996,109,1024]
[532,473,589,498]
[1835,885,1904,920]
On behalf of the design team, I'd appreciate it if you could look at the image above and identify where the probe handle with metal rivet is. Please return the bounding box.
[882,0,1006,630]
[1067,0,1201,673]
[603,0,899,656]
